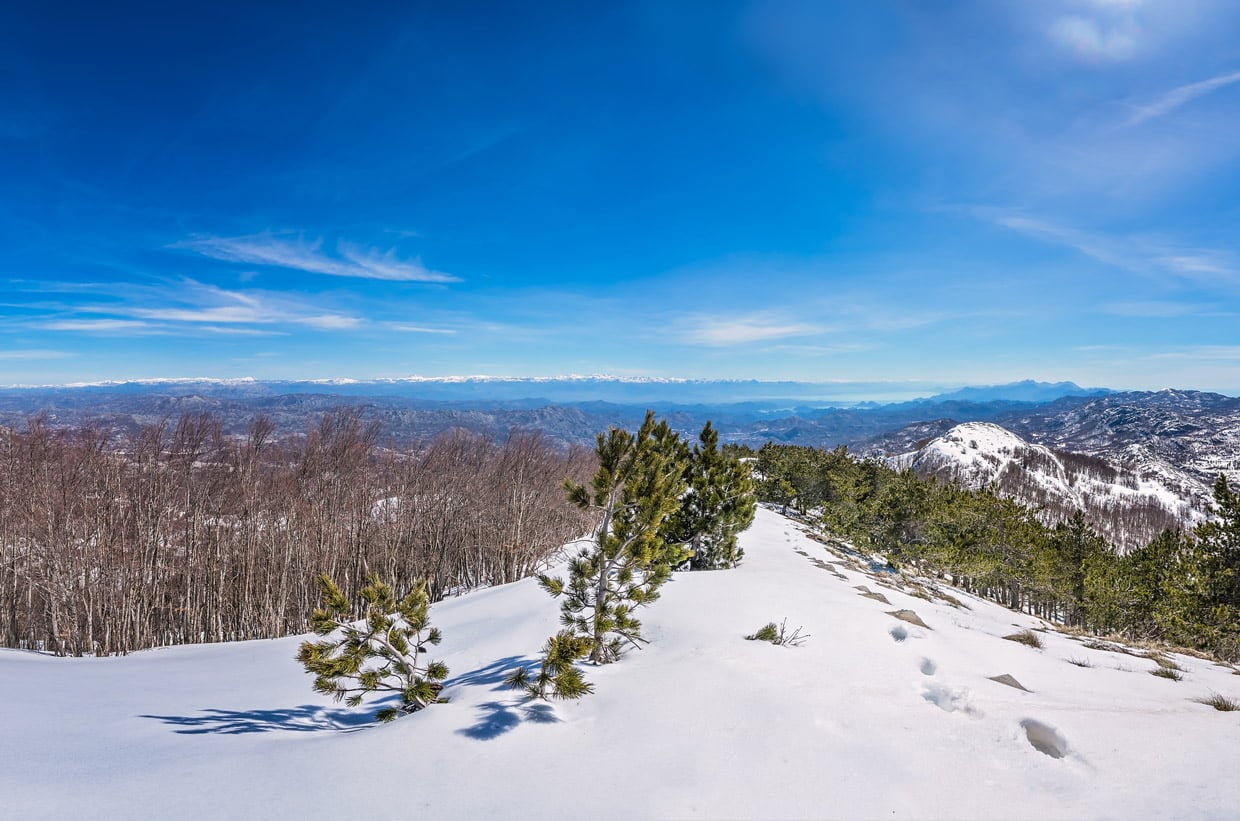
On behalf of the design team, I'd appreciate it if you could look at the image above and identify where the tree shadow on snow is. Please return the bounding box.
[451,655,561,741]
[445,654,533,689]
[456,700,560,740]
[140,704,376,735]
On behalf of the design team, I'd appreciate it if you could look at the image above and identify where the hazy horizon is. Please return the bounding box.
[7,374,1230,408]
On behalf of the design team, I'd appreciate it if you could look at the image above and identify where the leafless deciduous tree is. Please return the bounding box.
[0,410,596,656]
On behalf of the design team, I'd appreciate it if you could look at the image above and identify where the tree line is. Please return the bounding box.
[752,442,1240,660]
[0,410,596,656]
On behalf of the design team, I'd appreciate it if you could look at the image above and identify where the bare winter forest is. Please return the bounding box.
[0,410,597,656]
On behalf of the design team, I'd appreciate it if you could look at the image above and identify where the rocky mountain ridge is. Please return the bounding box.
[890,421,1197,550]
[867,390,1240,522]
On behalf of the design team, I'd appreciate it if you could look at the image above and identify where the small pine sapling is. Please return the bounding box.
[297,573,448,722]
[541,412,690,666]
[504,630,595,700]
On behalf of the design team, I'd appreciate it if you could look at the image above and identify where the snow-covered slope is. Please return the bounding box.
[1002,390,1240,504]
[893,421,1196,549]
[4,507,1239,819]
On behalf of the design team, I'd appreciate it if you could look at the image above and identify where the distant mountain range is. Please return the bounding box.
[0,375,1108,407]
[912,379,1111,404]
[1,378,1235,544]
[0,377,1115,449]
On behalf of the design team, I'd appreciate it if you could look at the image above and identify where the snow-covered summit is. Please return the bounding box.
[897,421,1064,484]
[893,422,1195,549]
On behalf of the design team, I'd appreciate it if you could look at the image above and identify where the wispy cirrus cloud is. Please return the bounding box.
[175,233,460,283]
[977,209,1239,282]
[1125,70,1240,126]
[1103,301,1204,318]
[34,280,365,335]
[0,349,72,360]
[677,313,826,346]
[298,315,362,330]
[40,319,155,332]
[387,323,457,335]
[126,288,364,330]
[1146,345,1240,361]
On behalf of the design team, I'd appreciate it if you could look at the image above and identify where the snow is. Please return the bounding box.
[4,506,1240,819]
[894,421,1200,545]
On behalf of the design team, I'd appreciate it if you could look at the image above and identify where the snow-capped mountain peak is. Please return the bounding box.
[894,422,1195,549]
[908,421,1065,484]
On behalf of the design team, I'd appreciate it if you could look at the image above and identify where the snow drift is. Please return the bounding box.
[3,507,1239,819]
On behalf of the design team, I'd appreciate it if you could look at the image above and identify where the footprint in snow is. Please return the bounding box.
[921,682,979,716]
[920,658,937,676]
[890,625,909,642]
[1020,719,1069,759]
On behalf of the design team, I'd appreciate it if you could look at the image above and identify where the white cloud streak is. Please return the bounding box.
[388,324,457,335]
[0,349,72,360]
[41,319,154,332]
[978,209,1239,282]
[1146,345,1240,361]
[36,280,367,336]
[677,314,825,346]
[176,234,460,283]
[1126,70,1240,126]
[1103,301,1203,318]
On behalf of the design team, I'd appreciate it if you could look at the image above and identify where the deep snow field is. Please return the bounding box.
[4,506,1240,820]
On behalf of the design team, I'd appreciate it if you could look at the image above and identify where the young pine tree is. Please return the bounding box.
[539,411,690,667]
[1190,476,1240,655]
[1040,511,1109,628]
[664,421,756,570]
[297,573,448,722]
[504,630,595,700]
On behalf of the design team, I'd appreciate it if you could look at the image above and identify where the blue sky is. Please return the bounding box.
[2,0,1239,393]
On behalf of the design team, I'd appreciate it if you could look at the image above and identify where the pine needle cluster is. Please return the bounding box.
[297,573,448,722]
[504,630,595,700]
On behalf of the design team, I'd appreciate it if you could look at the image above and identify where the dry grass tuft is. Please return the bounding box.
[745,619,809,647]
[1148,654,1185,672]
[1003,630,1044,649]
[1194,692,1240,711]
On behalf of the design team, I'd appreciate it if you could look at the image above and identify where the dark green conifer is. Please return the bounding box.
[664,421,757,570]
[1040,511,1108,627]
[296,573,448,722]
[540,411,690,668]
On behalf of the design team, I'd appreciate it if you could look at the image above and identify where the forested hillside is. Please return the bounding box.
[755,442,1240,660]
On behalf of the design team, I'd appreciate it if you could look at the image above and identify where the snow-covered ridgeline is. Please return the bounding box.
[3,506,1239,819]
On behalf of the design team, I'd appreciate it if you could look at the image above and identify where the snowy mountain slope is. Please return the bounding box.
[891,422,1197,549]
[999,390,1240,503]
[4,507,1240,820]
